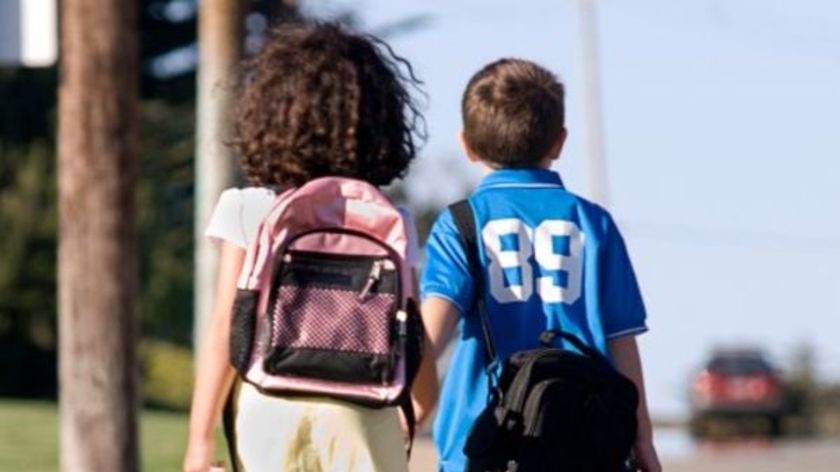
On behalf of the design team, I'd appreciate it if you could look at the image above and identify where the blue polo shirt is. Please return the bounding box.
[420,168,647,472]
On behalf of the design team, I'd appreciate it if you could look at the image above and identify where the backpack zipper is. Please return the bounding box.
[276,227,404,303]
[359,260,384,300]
[391,309,409,379]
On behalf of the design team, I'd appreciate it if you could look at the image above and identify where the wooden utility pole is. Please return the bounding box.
[578,0,609,208]
[194,0,243,350]
[57,0,139,471]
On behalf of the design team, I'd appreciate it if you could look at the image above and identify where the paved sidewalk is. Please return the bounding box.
[666,438,840,472]
[409,435,840,471]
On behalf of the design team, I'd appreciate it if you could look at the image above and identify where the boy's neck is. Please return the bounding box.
[479,156,555,173]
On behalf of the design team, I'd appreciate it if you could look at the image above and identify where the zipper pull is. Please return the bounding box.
[359,260,384,300]
[396,310,408,337]
[395,310,408,358]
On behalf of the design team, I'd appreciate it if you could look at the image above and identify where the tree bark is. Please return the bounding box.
[58,1,139,471]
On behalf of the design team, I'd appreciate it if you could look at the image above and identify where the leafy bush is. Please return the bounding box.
[140,339,194,411]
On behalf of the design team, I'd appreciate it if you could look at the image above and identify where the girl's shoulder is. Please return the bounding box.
[219,186,277,205]
[206,186,278,249]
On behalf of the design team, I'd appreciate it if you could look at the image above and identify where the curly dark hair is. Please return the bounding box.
[232,22,425,188]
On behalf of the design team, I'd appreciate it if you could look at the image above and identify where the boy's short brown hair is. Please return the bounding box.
[462,58,565,167]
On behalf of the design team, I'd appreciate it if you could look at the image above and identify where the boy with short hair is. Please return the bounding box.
[417,58,661,471]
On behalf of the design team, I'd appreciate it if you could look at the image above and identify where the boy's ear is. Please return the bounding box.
[548,128,569,161]
[458,130,481,163]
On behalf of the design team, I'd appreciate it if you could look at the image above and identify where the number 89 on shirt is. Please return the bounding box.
[481,219,584,305]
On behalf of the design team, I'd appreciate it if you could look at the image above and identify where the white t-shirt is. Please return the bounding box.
[205,187,277,249]
[205,186,419,266]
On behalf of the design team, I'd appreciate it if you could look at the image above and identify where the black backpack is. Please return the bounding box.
[449,200,639,472]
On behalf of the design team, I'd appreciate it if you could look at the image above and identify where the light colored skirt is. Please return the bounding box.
[233,382,409,472]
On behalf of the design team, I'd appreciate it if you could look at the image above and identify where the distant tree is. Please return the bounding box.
[0,131,58,396]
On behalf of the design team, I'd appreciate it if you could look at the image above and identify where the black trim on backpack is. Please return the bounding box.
[265,348,397,384]
[229,290,258,375]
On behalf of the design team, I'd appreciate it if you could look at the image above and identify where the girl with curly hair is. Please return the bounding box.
[183,23,434,472]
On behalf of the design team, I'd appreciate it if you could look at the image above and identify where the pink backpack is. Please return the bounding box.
[228,177,424,435]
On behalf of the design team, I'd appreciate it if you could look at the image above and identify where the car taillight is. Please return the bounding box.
[745,375,777,401]
[694,370,726,400]
[694,371,711,393]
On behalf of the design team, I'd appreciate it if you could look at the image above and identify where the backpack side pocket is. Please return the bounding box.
[229,289,258,375]
[404,297,425,387]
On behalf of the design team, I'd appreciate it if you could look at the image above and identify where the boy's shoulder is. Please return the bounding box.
[469,180,618,234]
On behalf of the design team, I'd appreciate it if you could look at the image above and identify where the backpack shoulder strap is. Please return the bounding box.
[447,200,500,372]
[398,391,416,457]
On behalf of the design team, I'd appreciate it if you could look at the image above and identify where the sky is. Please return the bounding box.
[311,0,840,418]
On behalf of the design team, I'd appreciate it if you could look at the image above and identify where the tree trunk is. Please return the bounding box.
[58,1,139,471]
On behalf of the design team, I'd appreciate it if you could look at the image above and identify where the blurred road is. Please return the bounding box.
[408,435,840,472]
[665,438,840,472]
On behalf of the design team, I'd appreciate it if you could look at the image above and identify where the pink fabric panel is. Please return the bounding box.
[245,178,409,289]
[271,287,395,354]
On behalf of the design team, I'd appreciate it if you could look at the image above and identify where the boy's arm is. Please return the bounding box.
[411,296,460,425]
[608,335,661,472]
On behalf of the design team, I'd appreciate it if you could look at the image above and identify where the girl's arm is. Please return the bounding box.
[608,335,662,472]
[183,242,245,472]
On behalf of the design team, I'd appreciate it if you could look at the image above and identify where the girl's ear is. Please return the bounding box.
[458,130,481,163]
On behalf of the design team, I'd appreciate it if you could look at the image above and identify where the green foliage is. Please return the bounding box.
[814,384,840,436]
[0,68,60,397]
[137,100,196,345]
[0,140,57,348]
[140,339,194,410]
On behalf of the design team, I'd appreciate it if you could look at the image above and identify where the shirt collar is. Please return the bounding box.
[477,168,565,190]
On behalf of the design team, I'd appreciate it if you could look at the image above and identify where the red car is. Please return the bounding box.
[689,348,784,437]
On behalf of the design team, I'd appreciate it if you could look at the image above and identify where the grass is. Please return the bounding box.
[0,398,225,472]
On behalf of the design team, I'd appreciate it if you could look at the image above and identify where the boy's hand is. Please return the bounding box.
[632,439,661,472]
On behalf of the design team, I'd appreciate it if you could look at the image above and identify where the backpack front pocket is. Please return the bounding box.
[263,251,400,384]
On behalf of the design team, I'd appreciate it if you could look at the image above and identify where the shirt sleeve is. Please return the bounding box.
[600,215,648,339]
[420,208,474,315]
[205,188,248,249]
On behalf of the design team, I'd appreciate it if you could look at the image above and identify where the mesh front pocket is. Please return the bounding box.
[272,286,395,354]
[262,249,401,384]
[263,286,398,383]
